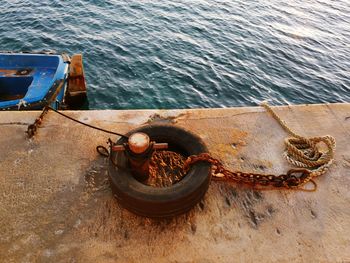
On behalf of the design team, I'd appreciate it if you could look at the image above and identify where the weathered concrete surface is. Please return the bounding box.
[0,103,349,263]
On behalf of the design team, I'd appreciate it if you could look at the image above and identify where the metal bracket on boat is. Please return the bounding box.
[61,53,71,63]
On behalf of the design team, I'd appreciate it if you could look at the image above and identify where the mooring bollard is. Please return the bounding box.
[112,132,168,181]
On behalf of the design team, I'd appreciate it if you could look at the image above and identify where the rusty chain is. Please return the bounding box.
[181,103,336,192]
[26,106,49,138]
[183,153,316,191]
[148,151,187,188]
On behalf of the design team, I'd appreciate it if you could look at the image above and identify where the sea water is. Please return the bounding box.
[1,0,349,109]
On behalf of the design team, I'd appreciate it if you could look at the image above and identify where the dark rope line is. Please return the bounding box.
[47,106,129,138]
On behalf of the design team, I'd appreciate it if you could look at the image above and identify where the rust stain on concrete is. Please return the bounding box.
[211,128,248,160]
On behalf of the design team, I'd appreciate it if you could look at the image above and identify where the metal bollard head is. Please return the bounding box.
[128,132,150,154]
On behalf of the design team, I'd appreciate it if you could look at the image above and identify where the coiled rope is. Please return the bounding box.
[261,102,336,182]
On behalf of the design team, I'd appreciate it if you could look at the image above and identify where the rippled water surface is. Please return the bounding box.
[1,0,349,109]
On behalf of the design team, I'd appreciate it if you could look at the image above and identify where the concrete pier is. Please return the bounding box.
[0,103,349,262]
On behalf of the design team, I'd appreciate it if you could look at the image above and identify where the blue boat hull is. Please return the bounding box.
[0,53,69,110]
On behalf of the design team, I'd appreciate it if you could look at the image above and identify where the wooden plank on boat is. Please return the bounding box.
[66,54,87,107]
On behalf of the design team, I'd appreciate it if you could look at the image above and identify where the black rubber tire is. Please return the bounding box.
[108,124,211,218]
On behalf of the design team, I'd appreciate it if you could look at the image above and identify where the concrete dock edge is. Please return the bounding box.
[0,103,349,262]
